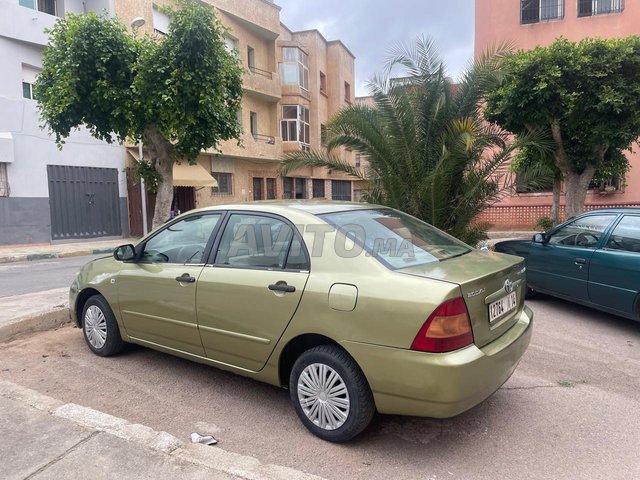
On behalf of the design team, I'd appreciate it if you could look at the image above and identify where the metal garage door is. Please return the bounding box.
[47,165,122,240]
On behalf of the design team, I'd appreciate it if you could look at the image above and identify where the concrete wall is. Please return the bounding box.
[475,0,640,228]
[0,3,128,244]
[475,0,640,56]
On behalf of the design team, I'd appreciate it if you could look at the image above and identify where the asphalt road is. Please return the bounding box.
[0,255,104,298]
[1,297,639,479]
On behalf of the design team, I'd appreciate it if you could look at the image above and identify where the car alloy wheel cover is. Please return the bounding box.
[297,363,350,430]
[84,305,107,349]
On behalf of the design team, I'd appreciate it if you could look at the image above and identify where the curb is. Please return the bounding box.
[0,379,325,480]
[0,248,116,265]
[0,308,71,343]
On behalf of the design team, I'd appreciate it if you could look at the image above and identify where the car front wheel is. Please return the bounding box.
[289,344,375,443]
[82,294,125,357]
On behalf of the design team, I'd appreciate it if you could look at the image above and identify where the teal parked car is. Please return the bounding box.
[495,208,640,321]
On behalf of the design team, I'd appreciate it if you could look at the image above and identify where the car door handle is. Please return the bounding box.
[175,274,196,283]
[268,283,296,293]
[575,258,586,265]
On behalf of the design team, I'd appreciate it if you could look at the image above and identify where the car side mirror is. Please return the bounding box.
[114,244,136,262]
[533,233,547,244]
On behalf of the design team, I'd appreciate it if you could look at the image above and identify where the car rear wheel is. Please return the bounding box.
[289,344,375,443]
[82,295,125,357]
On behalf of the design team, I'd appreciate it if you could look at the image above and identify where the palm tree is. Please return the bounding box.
[280,38,547,244]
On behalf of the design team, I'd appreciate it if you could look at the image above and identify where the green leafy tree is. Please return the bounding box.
[486,37,640,219]
[280,38,546,244]
[36,0,243,229]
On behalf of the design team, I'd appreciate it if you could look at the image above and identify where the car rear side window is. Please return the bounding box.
[606,216,640,252]
[320,208,471,269]
[214,214,308,270]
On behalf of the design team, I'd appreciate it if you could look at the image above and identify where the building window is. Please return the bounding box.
[578,0,624,16]
[19,0,56,16]
[247,46,255,69]
[280,47,309,91]
[266,178,276,199]
[225,35,239,55]
[312,179,325,198]
[0,163,9,197]
[320,124,327,146]
[211,172,233,196]
[250,111,258,138]
[319,71,327,95]
[344,81,352,103]
[331,180,352,201]
[21,65,40,100]
[521,0,564,24]
[281,105,310,146]
[283,177,307,199]
[355,154,362,168]
[152,5,170,35]
[252,177,264,200]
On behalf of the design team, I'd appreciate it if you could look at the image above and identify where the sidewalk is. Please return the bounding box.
[0,237,138,264]
[0,379,323,480]
[0,288,69,343]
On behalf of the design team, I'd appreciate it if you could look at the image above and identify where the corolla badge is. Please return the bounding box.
[467,288,485,298]
[504,279,514,294]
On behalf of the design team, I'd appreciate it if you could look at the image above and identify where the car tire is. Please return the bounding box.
[289,344,375,443]
[82,294,126,357]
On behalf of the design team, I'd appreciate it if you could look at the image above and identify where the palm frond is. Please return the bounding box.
[279,150,366,180]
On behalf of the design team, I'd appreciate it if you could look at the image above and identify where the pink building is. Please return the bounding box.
[475,0,640,230]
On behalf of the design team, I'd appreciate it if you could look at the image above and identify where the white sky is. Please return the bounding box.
[276,0,475,96]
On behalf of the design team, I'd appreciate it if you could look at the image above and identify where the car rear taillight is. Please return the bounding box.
[411,297,474,353]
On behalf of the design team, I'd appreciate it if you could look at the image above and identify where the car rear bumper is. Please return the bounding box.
[342,305,533,418]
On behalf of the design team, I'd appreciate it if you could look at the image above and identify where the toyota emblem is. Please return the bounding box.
[504,279,514,294]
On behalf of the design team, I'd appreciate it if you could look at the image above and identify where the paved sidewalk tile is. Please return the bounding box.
[0,238,138,264]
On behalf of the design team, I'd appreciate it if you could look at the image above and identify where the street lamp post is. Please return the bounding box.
[130,17,148,235]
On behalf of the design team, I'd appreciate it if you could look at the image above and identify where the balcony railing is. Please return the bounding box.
[253,133,276,145]
[249,66,273,79]
[521,0,564,24]
[578,0,624,17]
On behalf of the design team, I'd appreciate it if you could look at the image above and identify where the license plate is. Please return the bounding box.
[489,291,517,323]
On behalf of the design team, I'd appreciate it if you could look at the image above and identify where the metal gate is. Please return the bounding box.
[331,180,352,201]
[47,165,122,240]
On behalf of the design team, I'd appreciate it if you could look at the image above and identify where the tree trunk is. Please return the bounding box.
[563,166,596,219]
[551,176,561,225]
[144,126,175,230]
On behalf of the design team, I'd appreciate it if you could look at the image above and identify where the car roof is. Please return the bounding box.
[187,200,383,216]
[578,208,640,215]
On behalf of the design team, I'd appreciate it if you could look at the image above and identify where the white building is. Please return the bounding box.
[0,0,128,244]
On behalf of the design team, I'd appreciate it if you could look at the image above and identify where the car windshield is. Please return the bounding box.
[320,208,472,269]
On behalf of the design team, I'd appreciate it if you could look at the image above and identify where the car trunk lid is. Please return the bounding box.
[398,251,526,348]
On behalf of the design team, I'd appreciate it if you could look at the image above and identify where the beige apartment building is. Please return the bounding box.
[118,0,359,232]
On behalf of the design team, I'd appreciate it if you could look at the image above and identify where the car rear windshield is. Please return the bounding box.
[319,208,472,269]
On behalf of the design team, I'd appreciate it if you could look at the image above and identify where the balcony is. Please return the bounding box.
[243,68,281,102]
[212,130,282,161]
[282,142,311,154]
[0,0,58,46]
[210,0,280,40]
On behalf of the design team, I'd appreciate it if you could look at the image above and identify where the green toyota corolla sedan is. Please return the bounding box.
[70,201,532,442]
[495,208,640,321]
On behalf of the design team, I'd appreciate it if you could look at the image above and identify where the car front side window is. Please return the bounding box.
[606,216,640,253]
[548,214,617,249]
[142,214,222,264]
